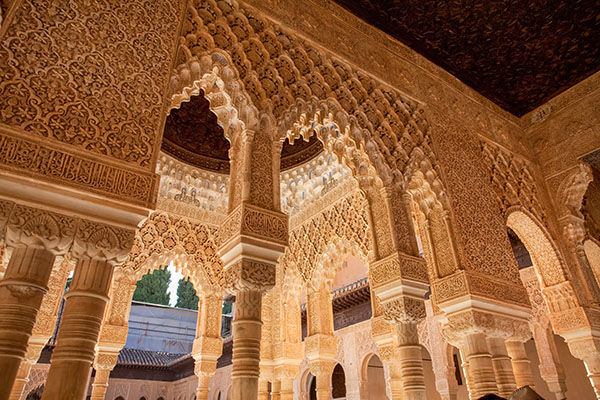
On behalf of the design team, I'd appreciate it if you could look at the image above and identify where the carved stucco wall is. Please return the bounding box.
[525,72,600,180]
[0,0,186,207]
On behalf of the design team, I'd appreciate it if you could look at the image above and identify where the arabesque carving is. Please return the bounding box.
[0,0,184,168]
[281,190,372,285]
[123,211,224,291]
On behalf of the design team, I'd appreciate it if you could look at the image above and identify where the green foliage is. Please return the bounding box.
[175,278,199,310]
[132,266,171,306]
[222,301,232,315]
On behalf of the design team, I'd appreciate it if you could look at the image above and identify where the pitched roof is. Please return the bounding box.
[117,348,187,368]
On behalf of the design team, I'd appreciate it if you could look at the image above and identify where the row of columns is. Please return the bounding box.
[0,203,135,400]
[1,130,597,400]
[0,208,584,400]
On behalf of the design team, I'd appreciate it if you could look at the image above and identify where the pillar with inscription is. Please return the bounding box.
[41,221,134,400]
[218,125,288,400]
[366,185,429,400]
[370,293,404,400]
[422,300,459,400]
[273,269,303,400]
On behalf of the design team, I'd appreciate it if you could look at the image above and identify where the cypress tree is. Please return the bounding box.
[175,277,199,310]
[132,266,171,306]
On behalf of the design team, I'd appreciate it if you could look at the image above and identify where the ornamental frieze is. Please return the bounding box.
[0,131,159,207]
[218,202,288,249]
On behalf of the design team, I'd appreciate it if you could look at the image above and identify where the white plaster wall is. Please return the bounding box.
[103,375,197,400]
[208,364,232,400]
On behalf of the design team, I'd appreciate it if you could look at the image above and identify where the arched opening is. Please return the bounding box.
[506,210,566,289]
[115,397,125,400]
[364,354,386,400]
[26,385,44,400]
[307,373,317,400]
[507,219,596,399]
[332,363,347,399]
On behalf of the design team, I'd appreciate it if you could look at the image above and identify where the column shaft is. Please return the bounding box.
[257,378,270,400]
[42,258,113,400]
[0,246,55,399]
[487,337,517,397]
[8,359,36,400]
[460,359,473,400]
[315,371,331,400]
[461,333,498,398]
[583,356,600,400]
[505,339,535,389]
[90,369,111,400]
[279,378,294,400]
[271,379,281,400]
[396,322,426,400]
[387,361,404,400]
[231,289,263,400]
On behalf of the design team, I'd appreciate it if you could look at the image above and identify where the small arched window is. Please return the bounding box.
[115,397,125,400]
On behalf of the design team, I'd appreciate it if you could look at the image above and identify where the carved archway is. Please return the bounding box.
[281,190,372,287]
[506,208,568,289]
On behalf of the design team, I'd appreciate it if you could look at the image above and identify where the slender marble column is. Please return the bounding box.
[0,246,55,399]
[396,322,426,400]
[271,379,281,400]
[387,359,404,400]
[487,337,517,397]
[89,350,119,400]
[505,339,535,389]
[312,361,334,400]
[583,355,600,400]
[279,378,294,400]
[42,258,114,400]
[194,294,223,400]
[461,333,498,398]
[460,358,473,400]
[231,289,263,400]
[257,379,270,400]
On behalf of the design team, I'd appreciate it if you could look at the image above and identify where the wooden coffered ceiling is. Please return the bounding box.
[331,0,600,116]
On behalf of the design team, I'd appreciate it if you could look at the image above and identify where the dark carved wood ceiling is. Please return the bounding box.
[162,93,323,172]
[331,0,600,116]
